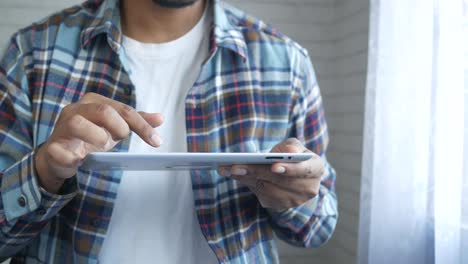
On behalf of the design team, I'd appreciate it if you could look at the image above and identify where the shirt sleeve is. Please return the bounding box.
[267,50,338,248]
[0,34,78,258]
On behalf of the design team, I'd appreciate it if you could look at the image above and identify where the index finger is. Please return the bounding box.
[79,93,162,147]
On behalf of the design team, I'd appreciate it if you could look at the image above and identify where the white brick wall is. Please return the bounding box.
[0,1,370,263]
[463,5,468,264]
[0,0,81,48]
[316,0,369,263]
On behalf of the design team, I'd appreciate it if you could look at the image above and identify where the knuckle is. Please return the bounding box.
[310,161,325,177]
[316,165,325,176]
[96,132,110,148]
[75,151,87,161]
[291,198,304,208]
[81,92,96,101]
[259,198,272,209]
[58,104,74,121]
[96,103,113,116]
[61,104,73,114]
[47,146,69,167]
[304,161,319,176]
[45,143,57,158]
[117,126,131,140]
[120,104,136,119]
[303,184,318,198]
[113,123,130,140]
[68,115,86,131]
[286,137,301,146]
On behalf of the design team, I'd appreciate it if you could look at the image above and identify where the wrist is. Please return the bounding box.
[34,145,66,194]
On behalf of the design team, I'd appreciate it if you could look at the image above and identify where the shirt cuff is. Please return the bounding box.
[266,195,320,223]
[1,151,78,222]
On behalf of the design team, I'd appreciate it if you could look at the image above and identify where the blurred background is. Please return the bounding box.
[0,1,466,264]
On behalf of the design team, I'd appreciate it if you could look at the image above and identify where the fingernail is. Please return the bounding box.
[232,168,247,176]
[151,133,162,146]
[220,168,231,177]
[274,166,286,174]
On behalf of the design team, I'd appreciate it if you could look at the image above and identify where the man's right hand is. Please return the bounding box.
[34,93,164,193]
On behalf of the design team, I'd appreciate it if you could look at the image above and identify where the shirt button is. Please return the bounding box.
[17,195,27,208]
[91,219,101,228]
[124,87,132,96]
[37,208,47,216]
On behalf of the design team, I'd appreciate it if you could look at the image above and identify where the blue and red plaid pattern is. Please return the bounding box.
[0,0,337,263]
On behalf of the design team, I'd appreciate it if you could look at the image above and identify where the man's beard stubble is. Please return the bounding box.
[152,0,199,8]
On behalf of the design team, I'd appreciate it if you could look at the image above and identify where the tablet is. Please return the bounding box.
[80,152,315,171]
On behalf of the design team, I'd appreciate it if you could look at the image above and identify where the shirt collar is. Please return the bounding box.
[80,0,247,60]
[211,0,248,59]
[80,0,122,52]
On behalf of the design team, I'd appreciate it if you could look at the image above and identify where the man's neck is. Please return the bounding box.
[121,0,205,43]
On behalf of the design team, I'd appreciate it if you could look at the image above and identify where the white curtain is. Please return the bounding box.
[358,0,467,263]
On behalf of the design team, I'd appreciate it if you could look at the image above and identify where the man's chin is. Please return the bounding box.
[152,0,198,8]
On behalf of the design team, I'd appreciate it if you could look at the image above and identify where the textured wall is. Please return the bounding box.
[463,4,468,264]
[317,0,369,263]
[0,0,81,48]
[0,0,370,263]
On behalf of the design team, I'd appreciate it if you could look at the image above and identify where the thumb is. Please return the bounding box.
[271,138,305,153]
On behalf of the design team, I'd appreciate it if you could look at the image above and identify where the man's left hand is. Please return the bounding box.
[218,138,325,212]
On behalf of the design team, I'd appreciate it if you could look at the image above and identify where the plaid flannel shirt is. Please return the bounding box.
[0,0,338,263]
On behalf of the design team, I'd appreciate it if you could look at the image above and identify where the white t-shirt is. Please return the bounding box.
[99,6,218,264]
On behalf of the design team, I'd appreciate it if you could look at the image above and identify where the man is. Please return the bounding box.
[0,0,337,263]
